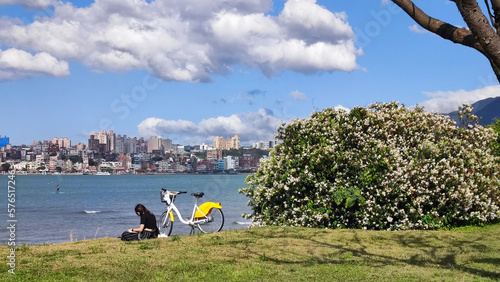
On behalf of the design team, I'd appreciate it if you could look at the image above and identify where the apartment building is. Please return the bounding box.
[50,137,71,148]
[88,130,116,153]
[213,135,241,150]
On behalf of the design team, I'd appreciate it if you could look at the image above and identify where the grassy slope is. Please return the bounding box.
[2,224,500,281]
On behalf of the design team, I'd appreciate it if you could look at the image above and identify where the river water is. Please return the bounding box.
[0,174,252,245]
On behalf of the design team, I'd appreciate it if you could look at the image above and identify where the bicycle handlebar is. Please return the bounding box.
[161,189,187,195]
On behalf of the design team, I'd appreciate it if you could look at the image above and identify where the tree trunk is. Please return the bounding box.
[489,58,500,82]
[455,1,500,79]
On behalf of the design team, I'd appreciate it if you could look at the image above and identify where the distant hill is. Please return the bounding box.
[447,96,500,126]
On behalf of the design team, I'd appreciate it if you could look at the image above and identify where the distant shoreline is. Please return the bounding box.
[1,172,253,176]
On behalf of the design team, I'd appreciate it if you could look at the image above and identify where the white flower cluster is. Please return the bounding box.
[239,102,500,230]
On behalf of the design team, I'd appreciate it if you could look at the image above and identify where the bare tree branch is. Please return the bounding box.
[391,0,500,83]
[484,0,495,26]
[391,0,484,53]
[490,0,500,33]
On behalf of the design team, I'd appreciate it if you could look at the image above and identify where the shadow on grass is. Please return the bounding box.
[243,227,500,280]
[475,258,500,266]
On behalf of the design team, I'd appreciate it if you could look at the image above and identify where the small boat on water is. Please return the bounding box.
[95,171,111,175]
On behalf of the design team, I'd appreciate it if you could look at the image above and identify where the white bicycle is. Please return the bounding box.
[158,189,224,236]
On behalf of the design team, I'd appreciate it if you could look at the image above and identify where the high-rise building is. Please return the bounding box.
[138,137,147,153]
[225,156,239,170]
[213,135,240,151]
[147,136,172,153]
[50,137,71,148]
[126,137,137,154]
[213,136,225,150]
[107,131,115,152]
[88,135,100,151]
[88,130,116,153]
[0,135,9,148]
[226,135,241,150]
[148,136,163,153]
[115,135,126,153]
[162,138,172,151]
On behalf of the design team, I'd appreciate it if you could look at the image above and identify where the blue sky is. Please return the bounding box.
[0,0,499,146]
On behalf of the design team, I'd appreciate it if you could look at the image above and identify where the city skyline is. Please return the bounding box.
[2,130,265,150]
[1,130,267,174]
[1,1,500,146]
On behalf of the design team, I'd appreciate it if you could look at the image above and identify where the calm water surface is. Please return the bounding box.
[0,174,252,245]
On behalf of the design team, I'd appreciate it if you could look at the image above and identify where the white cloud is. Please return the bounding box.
[409,24,429,34]
[138,109,283,145]
[0,0,55,8]
[137,118,198,138]
[0,48,69,80]
[279,0,354,44]
[418,85,500,113]
[334,105,350,112]
[290,90,307,101]
[0,0,360,81]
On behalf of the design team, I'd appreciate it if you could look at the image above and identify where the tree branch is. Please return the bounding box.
[490,0,500,33]
[484,0,495,26]
[391,0,484,53]
[391,0,500,83]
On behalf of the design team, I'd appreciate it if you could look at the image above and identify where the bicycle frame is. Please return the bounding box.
[159,190,224,235]
[164,193,222,226]
[165,198,210,226]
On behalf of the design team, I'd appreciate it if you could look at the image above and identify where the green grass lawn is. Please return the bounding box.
[2,224,500,281]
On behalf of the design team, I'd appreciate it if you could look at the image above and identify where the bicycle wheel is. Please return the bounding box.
[158,210,173,236]
[197,208,224,233]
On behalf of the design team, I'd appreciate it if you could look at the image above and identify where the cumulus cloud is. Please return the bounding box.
[0,48,69,80]
[290,90,307,101]
[418,85,500,113]
[279,0,353,44]
[0,0,360,81]
[138,108,283,145]
[0,0,55,8]
[137,117,198,137]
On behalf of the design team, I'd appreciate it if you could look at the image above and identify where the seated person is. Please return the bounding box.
[121,204,158,241]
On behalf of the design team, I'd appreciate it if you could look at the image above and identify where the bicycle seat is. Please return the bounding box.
[191,192,204,198]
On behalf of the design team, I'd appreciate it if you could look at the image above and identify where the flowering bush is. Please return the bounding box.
[488,118,500,157]
[240,102,500,230]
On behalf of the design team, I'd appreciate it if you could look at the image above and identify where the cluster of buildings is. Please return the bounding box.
[0,132,275,175]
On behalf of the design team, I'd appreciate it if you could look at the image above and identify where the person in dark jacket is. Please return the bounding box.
[121,204,158,241]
